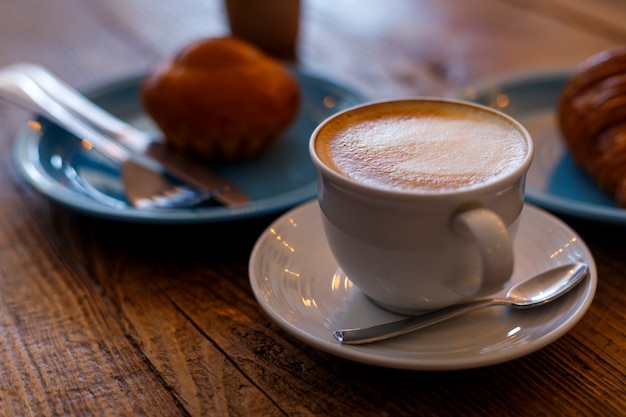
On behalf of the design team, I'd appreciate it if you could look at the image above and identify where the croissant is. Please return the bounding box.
[557,46,626,208]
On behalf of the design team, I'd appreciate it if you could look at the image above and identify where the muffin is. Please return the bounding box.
[141,36,301,162]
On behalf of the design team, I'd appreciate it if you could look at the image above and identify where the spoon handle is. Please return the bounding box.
[333,298,499,345]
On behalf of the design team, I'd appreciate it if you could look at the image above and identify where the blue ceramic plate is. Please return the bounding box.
[462,68,626,225]
[12,69,366,223]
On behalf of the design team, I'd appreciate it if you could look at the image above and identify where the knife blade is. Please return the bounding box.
[144,142,250,206]
[3,63,251,207]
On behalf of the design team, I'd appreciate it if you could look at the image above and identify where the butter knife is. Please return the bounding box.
[2,63,250,207]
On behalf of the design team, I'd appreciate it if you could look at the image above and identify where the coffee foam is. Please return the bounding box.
[315,102,528,192]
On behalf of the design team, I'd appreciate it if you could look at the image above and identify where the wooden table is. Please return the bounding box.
[1,0,625,415]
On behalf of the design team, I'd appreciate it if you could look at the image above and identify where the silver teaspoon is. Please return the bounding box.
[333,262,588,345]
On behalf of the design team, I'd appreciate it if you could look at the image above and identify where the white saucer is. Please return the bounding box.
[249,200,597,370]
[12,70,365,224]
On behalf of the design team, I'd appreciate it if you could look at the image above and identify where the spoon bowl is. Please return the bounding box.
[506,262,588,307]
[334,262,589,345]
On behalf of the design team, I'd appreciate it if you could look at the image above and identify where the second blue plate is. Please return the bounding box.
[463,69,626,225]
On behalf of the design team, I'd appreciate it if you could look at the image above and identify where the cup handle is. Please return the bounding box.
[452,208,514,296]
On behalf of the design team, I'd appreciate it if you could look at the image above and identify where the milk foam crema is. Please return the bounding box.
[315,101,529,192]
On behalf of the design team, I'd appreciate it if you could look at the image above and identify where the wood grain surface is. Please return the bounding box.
[0,0,625,415]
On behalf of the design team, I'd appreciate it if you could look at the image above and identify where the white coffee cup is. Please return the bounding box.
[309,98,534,314]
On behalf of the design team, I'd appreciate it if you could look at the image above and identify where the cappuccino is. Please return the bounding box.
[314,100,529,192]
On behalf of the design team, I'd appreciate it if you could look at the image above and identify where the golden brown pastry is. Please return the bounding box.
[557,46,626,207]
[141,36,301,162]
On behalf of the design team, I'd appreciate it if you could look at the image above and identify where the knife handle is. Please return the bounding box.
[6,63,153,154]
[0,65,170,175]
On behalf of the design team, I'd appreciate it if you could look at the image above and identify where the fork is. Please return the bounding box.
[0,64,217,209]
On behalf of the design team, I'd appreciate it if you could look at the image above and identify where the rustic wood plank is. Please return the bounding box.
[0,0,625,415]
[0,211,184,414]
